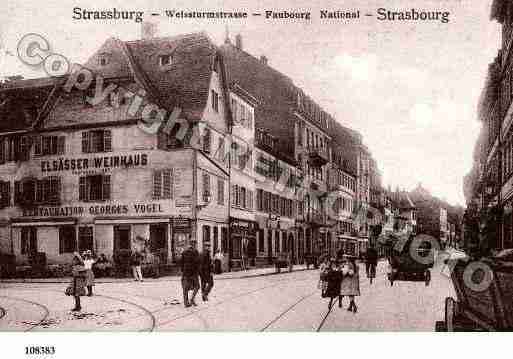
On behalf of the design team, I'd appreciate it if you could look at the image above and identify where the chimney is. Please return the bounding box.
[235,34,243,50]
[260,55,268,65]
[141,21,158,40]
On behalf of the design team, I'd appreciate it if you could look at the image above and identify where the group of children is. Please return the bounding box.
[319,255,360,312]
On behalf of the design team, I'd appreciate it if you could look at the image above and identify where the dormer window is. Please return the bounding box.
[159,54,172,66]
[98,54,110,66]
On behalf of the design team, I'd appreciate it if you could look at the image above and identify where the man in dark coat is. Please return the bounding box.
[199,245,214,301]
[181,241,200,307]
[365,246,378,278]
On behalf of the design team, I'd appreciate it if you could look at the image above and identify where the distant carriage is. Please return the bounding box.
[436,256,513,331]
[385,234,434,286]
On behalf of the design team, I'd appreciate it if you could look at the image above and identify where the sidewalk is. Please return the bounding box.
[0,264,309,284]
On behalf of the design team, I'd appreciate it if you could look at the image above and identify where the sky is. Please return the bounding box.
[0,0,502,206]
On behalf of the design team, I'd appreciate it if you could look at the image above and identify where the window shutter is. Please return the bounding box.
[57,136,65,155]
[102,175,111,200]
[103,130,112,152]
[34,136,42,156]
[153,171,162,199]
[36,179,44,203]
[82,132,90,153]
[163,169,172,199]
[50,177,60,204]
[79,177,87,201]
[231,184,236,206]
[248,190,253,210]
[14,181,21,204]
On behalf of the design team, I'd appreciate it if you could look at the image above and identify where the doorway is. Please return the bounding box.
[150,224,167,263]
[114,225,131,254]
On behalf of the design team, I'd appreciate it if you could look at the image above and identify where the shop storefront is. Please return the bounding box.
[229,217,257,266]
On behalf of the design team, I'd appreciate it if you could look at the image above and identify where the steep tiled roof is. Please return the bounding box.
[219,42,298,164]
[124,32,216,120]
[0,84,54,132]
[0,32,217,133]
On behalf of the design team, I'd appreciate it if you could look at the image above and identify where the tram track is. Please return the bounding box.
[1,289,156,332]
[0,295,50,331]
[3,271,318,331]
[260,290,318,331]
[316,303,334,332]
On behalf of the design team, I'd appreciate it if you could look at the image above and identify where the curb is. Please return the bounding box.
[0,267,311,285]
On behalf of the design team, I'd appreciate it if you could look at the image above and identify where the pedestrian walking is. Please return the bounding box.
[199,246,214,301]
[82,250,96,296]
[131,249,144,282]
[339,255,360,313]
[365,246,378,283]
[318,256,330,296]
[66,252,87,312]
[181,241,200,307]
[325,259,343,309]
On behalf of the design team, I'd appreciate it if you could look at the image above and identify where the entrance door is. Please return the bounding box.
[150,224,167,264]
[21,227,37,256]
[288,233,295,264]
[114,225,131,254]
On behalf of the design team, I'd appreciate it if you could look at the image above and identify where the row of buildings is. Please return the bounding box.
[464,0,513,254]
[0,24,461,271]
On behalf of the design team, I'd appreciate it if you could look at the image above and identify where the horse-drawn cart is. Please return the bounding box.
[436,256,513,331]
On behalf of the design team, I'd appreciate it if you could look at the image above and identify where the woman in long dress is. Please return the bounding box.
[67,252,87,312]
[82,250,96,296]
[339,256,360,313]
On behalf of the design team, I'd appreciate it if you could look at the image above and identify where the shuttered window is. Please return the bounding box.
[202,173,211,202]
[0,181,10,208]
[153,170,173,199]
[82,130,112,153]
[217,179,224,205]
[79,175,110,201]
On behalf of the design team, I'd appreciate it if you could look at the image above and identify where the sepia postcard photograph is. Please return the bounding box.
[0,0,511,352]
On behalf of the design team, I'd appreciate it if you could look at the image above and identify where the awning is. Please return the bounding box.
[11,217,77,227]
[95,216,172,225]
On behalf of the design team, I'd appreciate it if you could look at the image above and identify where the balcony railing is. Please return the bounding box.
[307,146,329,167]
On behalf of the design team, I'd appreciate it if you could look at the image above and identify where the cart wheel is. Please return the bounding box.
[425,270,431,286]
[445,297,457,332]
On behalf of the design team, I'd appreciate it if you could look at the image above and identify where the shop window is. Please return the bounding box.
[258,229,265,253]
[78,226,93,253]
[59,225,77,254]
[34,135,65,156]
[153,170,173,199]
[232,237,241,259]
[274,230,280,254]
[114,225,131,252]
[0,181,10,208]
[221,227,228,253]
[213,227,219,253]
[150,224,167,252]
[82,130,112,153]
[203,225,211,250]
[21,227,37,255]
[217,178,225,205]
[79,175,110,201]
